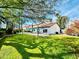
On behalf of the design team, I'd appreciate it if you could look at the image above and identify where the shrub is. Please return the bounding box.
[0,29,6,37]
[13,29,22,34]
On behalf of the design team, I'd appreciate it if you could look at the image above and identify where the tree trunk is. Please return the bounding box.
[19,23,21,33]
[37,25,39,36]
[32,24,33,33]
[21,22,23,34]
[6,21,13,34]
[60,29,62,34]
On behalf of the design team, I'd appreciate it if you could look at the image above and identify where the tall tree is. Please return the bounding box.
[55,13,69,33]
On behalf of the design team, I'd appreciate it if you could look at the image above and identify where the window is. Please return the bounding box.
[43,29,47,33]
[33,29,35,31]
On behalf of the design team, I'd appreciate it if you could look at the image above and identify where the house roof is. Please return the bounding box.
[24,22,56,28]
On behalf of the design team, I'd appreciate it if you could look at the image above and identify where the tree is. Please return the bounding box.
[55,13,69,33]
[65,20,79,35]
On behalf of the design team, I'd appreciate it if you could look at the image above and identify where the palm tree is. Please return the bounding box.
[55,13,69,33]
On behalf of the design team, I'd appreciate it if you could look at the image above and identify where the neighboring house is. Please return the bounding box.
[0,22,6,29]
[23,22,60,34]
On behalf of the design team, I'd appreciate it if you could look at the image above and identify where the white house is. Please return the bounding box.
[24,22,60,34]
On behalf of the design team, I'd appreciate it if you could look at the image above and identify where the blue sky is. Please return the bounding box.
[56,0,79,20]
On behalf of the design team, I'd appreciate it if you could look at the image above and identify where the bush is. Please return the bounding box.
[0,29,6,37]
[6,28,13,34]
[13,29,22,34]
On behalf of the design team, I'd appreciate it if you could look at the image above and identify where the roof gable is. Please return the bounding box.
[24,22,56,28]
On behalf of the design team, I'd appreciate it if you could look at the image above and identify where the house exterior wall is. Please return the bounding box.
[32,24,60,34]
[48,24,60,34]
[39,28,49,34]
[33,28,38,33]
[32,28,49,34]
[25,24,60,34]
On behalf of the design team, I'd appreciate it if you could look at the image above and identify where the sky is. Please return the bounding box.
[56,0,79,21]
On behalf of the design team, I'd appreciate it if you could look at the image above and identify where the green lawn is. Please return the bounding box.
[0,34,79,59]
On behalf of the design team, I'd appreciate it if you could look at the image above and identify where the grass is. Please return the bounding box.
[0,34,79,59]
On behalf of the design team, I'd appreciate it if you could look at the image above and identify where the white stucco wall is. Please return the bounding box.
[39,28,49,34]
[48,24,60,34]
[33,28,38,33]
[32,24,60,34]
[32,28,48,34]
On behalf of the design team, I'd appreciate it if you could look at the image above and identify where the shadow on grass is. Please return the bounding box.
[0,35,13,49]
[3,42,76,59]
[0,36,7,49]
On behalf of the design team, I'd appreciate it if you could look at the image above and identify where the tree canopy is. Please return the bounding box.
[0,0,58,19]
